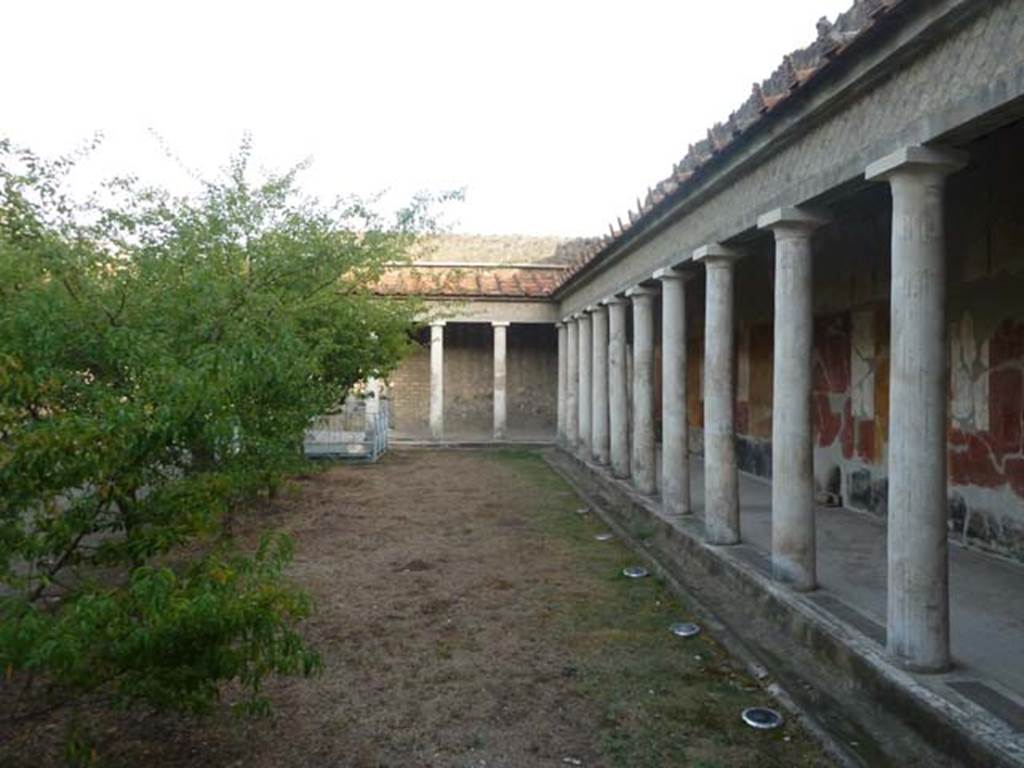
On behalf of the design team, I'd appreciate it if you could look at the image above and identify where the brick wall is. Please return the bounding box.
[388,328,430,435]
[444,324,494,435]
[507,324,558,433]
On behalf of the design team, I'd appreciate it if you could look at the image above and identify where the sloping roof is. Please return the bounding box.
[376,264,567,299]
[376,233,599,299]
[553,0,909,292]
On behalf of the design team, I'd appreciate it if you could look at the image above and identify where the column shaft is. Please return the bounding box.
[429,322,445,440]
[867,146,966,672]
[577,313,593,460]
[591,306,610,464]
[760,212,822,590]
[566,319,579,451]
[607,299,630,478]
[628,288,657,494]
[492,323,509,440]
[556,323,567,445]
[695,247,740,544]
[657,271,691,515]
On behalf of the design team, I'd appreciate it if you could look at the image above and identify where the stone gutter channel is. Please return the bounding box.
[544,448,1024,768]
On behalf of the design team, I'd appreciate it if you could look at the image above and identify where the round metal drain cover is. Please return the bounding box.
[669,622,701,638]
[622,566,649,579]
[741,707,784,730]
[594,532,614,542]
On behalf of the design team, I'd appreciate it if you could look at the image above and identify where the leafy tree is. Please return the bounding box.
[0,138,440,726]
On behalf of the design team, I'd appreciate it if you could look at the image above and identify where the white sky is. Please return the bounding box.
[6,0,851,237]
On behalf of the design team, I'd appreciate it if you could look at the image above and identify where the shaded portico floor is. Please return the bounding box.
[392,426,556,445]
[668,453,1024,703]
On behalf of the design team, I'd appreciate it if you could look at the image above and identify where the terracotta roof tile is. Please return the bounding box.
[375,264,568,299]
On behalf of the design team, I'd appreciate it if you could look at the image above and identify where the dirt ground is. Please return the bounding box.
[1,449,834,767]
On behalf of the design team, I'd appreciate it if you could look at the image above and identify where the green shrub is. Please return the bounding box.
[0,138,445,722]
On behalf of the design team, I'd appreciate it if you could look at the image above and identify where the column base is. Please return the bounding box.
[888,652,953,676]
[771,555,816,593]
[663,501,692,517]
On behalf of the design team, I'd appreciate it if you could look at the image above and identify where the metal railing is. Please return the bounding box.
[303,398,390,462]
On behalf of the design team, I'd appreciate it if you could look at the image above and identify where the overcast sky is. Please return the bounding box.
[7,0,851,237]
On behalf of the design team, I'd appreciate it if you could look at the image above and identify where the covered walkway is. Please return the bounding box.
[592,446,1024,739]
[671,457,1024,704]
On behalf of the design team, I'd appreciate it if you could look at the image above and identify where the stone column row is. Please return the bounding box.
[555,143,965,675]
[561,284,677,502]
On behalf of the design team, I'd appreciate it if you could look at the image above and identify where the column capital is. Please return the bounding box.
[491,321,510,328]
[562,315,577,324]
[865,145,968,182]
[693,243,741,264]
[757,206,829,233]
[653,265,698,282]
[601,294,629,306]
[625,285,658,299]
[588,303,608,315]
[429,320,447,328]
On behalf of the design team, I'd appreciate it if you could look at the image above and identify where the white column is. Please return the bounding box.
[627,286,657,494]
[655,267,694,516]
[565,317,579,452]
[556,322,567,445]
[365,376,381,417]
[758,208,828,591]
[607,297,631,479]
[693,245,741,544]
[429,321,445,440]
[591,304,610,465]
[577,311,593,461]
[866,145,967,672]
[492,322,509,440]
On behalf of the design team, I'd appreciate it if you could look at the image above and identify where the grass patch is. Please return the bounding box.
[490,449,831,768]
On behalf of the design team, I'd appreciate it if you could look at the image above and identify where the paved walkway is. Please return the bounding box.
[673,455,1024,701]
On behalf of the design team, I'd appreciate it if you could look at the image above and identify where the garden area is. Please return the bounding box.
[0,142,831,766]
[3,449,834,766]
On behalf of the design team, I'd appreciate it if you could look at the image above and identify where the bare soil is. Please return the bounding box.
[1,449,834,767]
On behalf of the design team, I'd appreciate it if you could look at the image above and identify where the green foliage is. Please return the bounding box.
[0,137,442,721]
